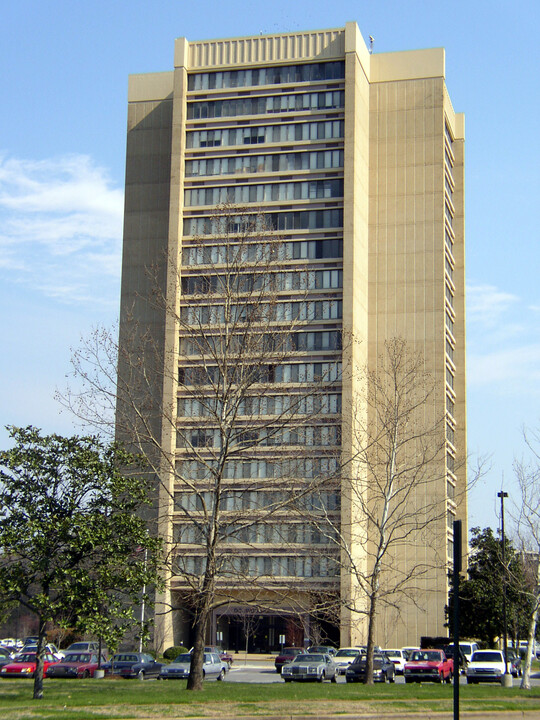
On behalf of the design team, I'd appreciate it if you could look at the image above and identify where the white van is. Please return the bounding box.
[446,641,478,664]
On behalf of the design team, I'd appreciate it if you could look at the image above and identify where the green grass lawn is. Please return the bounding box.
[1,678,540,719]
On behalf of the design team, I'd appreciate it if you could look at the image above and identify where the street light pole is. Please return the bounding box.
[497,491,512,687]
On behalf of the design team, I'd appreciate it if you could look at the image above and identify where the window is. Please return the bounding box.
[188,61,345,90]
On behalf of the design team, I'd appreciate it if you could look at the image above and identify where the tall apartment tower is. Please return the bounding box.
[119,22,466,650]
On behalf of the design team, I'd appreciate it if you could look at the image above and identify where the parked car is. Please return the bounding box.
[21,643,64,660]
[504,648,522,677]
[281,653,337,682]
[345,653,396,683]
[0,652,58,678]
[334,647,364,676]
[383,649,407,674]
[466,650,506,684]
[22,636,39,647]
[46,652,107,678]
[203,646,233,668]
[307,645,336,656]
[66,641,102,654]
[160,652,226,680]
[103,652,163,679]
[403,649,453,683]
[274,647,305,673]
[452,641,478,664]
[443,644,469,673]
[401,647,420,660]
[0,648,14,669]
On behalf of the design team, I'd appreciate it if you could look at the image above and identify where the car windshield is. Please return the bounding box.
[295,654,324,662]
[336,649,359,657]
[16,654,36,663]
[410,651,440,662]
[114,654,139,662]
[173,655,192,664]
[460,644,472,654]
[64,654,90,663]
[471,652,502,662]
[385,650,400,658]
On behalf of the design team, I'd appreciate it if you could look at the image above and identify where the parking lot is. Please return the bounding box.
[226,659,540,686]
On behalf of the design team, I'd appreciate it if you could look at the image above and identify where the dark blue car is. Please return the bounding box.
[104,652,163,679]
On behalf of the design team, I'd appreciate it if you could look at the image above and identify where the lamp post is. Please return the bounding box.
[497,490,512,687]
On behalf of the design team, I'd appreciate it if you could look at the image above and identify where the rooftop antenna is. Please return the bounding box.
[369,36,374,54]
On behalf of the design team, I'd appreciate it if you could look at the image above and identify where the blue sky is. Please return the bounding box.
[1,0,539,532]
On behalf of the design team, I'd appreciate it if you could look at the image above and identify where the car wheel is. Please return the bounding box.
[284,678,292,682]
[202,669,205,678]
[331,674,337,683]
[446,672,452,684]
[405,677,412,683]
[82,670,90,679]
[217,669,225,681]
[137,670,144,680]
[317,671,325,683]
[389,674,395,683]
[466,678,475,684]
[346,677,353,683]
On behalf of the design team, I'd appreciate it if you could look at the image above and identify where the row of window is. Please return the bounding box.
[177,424,341,449]
[185,149,344,177]
[179,329,342,356]
[176,554,340,578]
[178,392,342,418]
[187,91,345,120]
[182,238,343,266]
[181,269,343,294]
[184,209,343,236]
[177,456,340,480]
[180,299,343,326]
[174,489,340,513]
[174,521,338,545]
[188,61,345,91]
[186,120,344,148]
[185,179,344,207]
[178,361,342,394]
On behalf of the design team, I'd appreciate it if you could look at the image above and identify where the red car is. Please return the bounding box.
[0,652,58,678]
[403,649,453,683]
[46,651,107,678]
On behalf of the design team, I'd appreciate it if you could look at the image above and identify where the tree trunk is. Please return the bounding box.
[187,613,208,690]
[364,590,378,685]
[520,595,539,690]
[32,616,47,700]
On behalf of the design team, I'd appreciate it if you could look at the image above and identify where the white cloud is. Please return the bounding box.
[0,153,124,308]
[466,283,518,328]
[468,344,540,390]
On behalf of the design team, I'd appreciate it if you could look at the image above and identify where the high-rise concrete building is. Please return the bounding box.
[119,22,466,651]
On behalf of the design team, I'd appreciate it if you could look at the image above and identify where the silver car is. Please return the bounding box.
[160,652,226,681]
[281,653,337,682]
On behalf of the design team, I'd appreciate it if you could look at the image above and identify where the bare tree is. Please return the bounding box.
[58,204,342,690]
[512,427,540,690]
[304,338,457,683]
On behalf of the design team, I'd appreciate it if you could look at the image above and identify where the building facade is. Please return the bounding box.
[118,22,467,651]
